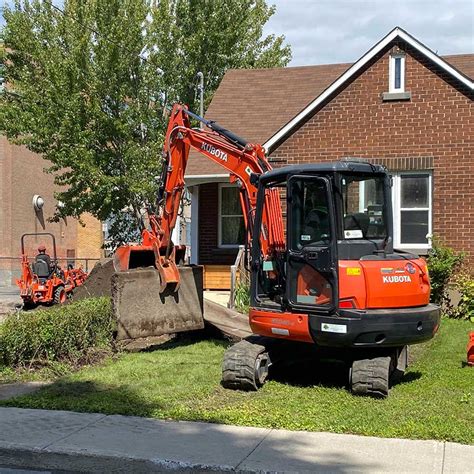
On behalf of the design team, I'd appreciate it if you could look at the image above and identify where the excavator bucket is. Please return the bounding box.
[113,245,156,272]
[72,258,205,344]
[112,265,204,342]
[108,242,202,342]
[113,244,187,272]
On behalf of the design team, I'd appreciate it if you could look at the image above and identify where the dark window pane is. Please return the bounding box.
[342,176,387,240]
[290,179,331,249]
[221,187,242,215]
[394,57,402,89]
[401,175,429,208]
[401,210,429,244]
[221,216,245,245]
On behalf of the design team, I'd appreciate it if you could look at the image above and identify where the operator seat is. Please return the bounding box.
[32,259,51,282]
[303,209,330,244]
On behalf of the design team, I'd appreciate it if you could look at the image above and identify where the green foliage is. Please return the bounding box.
[234,281,250,314]
[0,0,290,244]
[0,297,114,367]
[450,273,474,321]
[0,31,5,92]
[1,0,162,241]
[427,238,464,306]
[153,0,292,110]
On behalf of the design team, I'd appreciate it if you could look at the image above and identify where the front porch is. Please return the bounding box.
[186,175,243,290]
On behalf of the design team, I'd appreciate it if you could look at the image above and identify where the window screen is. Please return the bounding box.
[399,174,430,245]
[219,186,245,246]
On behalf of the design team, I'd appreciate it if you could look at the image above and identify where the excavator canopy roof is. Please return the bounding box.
[260,161,387,184]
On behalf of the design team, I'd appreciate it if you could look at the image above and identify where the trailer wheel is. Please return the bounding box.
[350,356,391,398]
[222,339,271,391]
[53,285,67,304]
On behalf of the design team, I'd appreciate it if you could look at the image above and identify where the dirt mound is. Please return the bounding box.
[71,259,115,300]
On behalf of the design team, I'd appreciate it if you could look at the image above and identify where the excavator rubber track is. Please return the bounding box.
[350,356,392,398]
[222,337,272,391]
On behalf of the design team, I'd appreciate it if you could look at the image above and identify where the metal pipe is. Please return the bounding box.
[196,72,204,129]
[183,108,249,149]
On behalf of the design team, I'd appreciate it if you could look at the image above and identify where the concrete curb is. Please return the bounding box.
[1,407,473,473]
[0,446,247,473]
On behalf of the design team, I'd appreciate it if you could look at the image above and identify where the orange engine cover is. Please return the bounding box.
[339,258,430,309]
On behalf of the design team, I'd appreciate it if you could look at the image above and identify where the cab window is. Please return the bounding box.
[290,179,331,250]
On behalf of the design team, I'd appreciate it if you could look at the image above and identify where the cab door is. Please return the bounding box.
[286,175,338,313]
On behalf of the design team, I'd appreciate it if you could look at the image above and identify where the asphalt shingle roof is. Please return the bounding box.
[186,53,473,177]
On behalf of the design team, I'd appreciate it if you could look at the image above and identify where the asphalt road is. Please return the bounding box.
[1,467,49,473]
[0,288,21,323]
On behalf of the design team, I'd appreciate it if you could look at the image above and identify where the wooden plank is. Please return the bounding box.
[203,264,231,290]
[204,299,252,341]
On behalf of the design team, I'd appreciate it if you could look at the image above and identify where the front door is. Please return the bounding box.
[286,175,338,313]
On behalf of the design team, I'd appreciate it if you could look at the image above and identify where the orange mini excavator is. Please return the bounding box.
[16,233,87,308]
[118,104,441,397]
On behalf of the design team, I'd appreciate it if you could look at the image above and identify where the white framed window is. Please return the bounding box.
[392,171,432,251]
[218,183,245,248]
[389,54,405,93]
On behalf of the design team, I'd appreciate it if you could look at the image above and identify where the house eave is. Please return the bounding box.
[185,173,230,187]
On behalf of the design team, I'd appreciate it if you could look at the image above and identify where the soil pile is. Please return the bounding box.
[71,259,115,300]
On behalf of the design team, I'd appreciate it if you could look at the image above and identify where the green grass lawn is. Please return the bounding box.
[1,318,473,444]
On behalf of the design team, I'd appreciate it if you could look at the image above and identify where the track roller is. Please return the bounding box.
[350,356,392,398]
[222,338,271,391]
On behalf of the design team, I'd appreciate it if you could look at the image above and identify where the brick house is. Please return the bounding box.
[184,27,473,289]
[0,137,104,286]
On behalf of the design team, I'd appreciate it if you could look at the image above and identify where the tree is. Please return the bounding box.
[0,0,291,245]
[151,0,292,109]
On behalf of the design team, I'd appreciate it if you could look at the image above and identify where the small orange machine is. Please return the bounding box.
[467,332,474,366]
[16,233,87,308]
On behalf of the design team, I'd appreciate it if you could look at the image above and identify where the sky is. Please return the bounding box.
[264,0,474,65]
[1,0,473,66]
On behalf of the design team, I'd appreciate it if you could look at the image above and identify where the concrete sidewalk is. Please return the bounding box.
[0,408,472,473]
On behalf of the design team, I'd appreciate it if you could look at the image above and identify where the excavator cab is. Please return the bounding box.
[251,162,393,314]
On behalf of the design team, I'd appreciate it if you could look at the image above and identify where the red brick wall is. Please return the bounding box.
[269,43,474,261]
[198,183,238,265]
[0,137,103,285]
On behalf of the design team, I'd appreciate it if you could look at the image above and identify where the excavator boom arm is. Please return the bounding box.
[155,104,284,290]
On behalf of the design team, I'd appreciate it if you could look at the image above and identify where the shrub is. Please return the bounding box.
[0,297,114,367]
[450,273,474,321]
[235,282,250,315]
[426,239,464,306]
